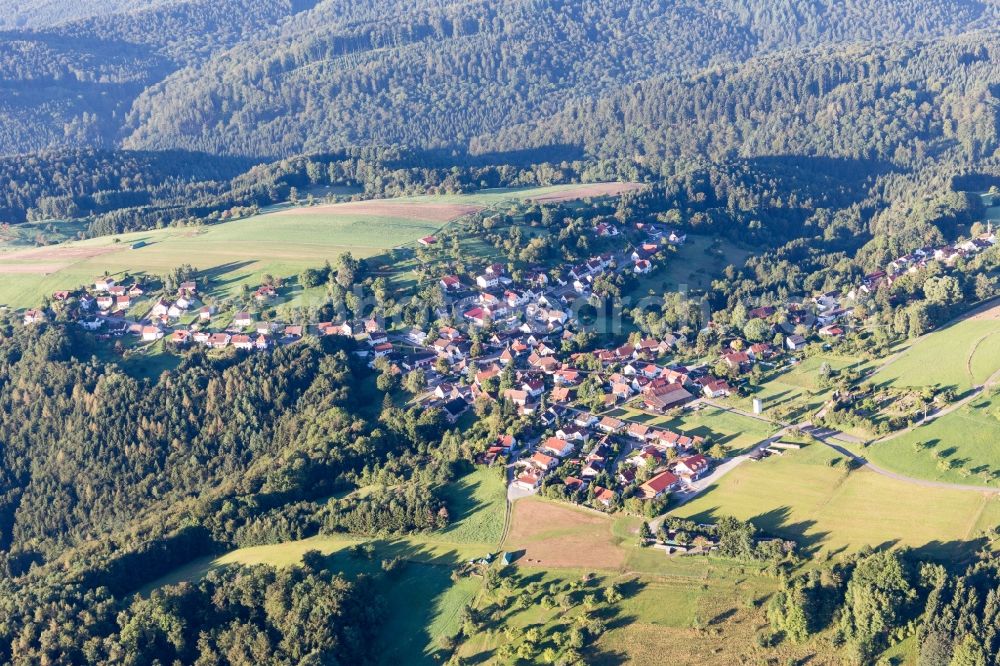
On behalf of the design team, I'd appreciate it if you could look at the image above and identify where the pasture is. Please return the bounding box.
[672,443,1000,561]
[872,300,1000,394]
[477,497,850,665]
[866,391,1000,487]
[733,353,877,422]
[627,234,752,296]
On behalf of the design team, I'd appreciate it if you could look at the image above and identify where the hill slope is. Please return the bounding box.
[473,30,1000,169]
[121,0,994,157]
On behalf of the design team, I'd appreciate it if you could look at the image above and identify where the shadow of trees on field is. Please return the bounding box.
[675,494,829,556]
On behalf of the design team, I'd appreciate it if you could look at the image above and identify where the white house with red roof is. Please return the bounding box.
[528,451,558,472]
[141,325,164,342]
[638,470,680,499]
[674,454,710,481]
[540,437,575,458]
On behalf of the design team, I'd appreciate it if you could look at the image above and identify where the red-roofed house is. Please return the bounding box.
[141,325,163,342]
[232,334,253,350]
[207,333,231,349]
[638,470,680,499]
[440,275,462,291]
[529,452,558,471]
[514,470,543,490]
[674,454,710,481]
[540,437,575,458]
[592,485,615,507]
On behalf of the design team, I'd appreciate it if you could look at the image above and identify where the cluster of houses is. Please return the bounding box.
[509,411,712,508]
[24,275,316,353]
[856,228,997,295]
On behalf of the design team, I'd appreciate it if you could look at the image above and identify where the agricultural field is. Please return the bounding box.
[872,300,1000,395]
[504,497,631,570]
[0,182,639,309]
[866,391,1000,487]
[0,205,446,308]
[672,443,1000,562]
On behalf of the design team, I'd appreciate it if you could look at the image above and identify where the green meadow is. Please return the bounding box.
[0,209,443,308]
[873,311,1000,394]
[723,353,877,424]
[672,443,1000,561]
[866,391,1000,487]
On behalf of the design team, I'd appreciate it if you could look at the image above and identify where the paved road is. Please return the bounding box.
[648,427,798,532]
[810,434,999,494]
[800,423,1000,493]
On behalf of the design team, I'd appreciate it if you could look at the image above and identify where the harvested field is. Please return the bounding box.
[504,497,626,569]
[525,182,646,203]
[0,263,65,274]
[0,245,120,261]
[272,200,483,222]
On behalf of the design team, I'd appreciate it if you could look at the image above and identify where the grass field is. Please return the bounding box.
[866,391,1000,487]
[0,208,443,308]
[872,301,1000,395]
[672,443,1000,562]
[436,467,508,544]
[733,353,878,422]
[0,183,639,309]
[469,497,861,664]
[627,234,752,297]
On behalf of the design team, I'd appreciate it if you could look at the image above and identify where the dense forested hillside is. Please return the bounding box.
[0,0,317,155]
[0,0,997,158]
[122,0,997,157]
[0,0,168,29]
[477,31,1000,170]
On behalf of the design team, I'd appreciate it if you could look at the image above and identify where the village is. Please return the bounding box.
[17,214,1000,520]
